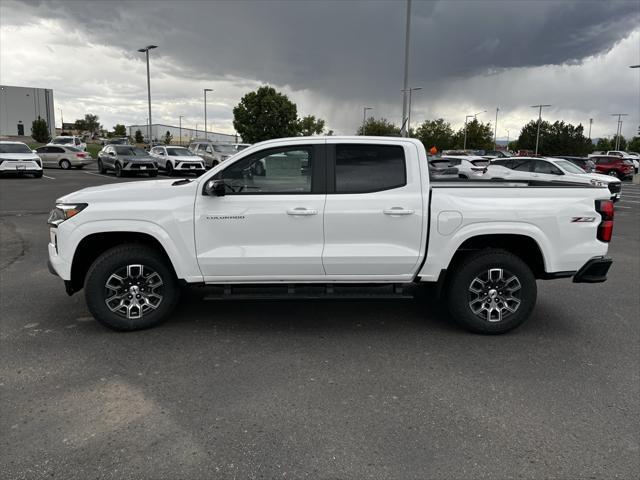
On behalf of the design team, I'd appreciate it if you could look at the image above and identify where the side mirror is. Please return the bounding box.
[32,150,38,154]
[204,179,226,197]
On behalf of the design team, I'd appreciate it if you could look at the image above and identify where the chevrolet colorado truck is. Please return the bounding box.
[47,137,614,334]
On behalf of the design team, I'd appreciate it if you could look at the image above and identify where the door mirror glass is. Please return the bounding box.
[204,179,226,197]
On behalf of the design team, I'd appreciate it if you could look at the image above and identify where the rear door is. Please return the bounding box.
[322,141,424,277]
[194,142,327,279]
[36,146,53,167]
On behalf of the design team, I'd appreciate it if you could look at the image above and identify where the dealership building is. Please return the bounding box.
[0,85,56,138]
[127,123,237,144]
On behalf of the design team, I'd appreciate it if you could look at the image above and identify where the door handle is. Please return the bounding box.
[287,207,318,216]
[383,208,414,216]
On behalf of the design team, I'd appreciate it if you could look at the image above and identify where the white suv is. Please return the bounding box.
[49,136,87,151]
[149,145,206,176]
[0,141,43,177]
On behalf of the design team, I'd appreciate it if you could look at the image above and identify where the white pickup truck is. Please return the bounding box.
[47,137,614,334]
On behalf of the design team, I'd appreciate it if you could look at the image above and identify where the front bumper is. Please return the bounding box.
[573,256,613,283]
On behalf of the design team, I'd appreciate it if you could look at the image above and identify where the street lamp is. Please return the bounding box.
[531,104,551,155]
[611,113,628,150]
[401,87,422,136]
[362,106,372,134]
[203,88,213,141]
[400,0,413,137]
[506,129,510,149]
[463,110,486,150]
[137,45,157,145]
[588,118,593,139]
[493,107,499,150]
[179,115,184,145]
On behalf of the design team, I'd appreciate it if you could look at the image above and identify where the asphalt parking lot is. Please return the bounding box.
[1,165,639,479]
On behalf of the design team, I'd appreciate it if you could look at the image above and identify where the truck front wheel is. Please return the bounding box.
[84,245,180,331]
[446,249,536,334]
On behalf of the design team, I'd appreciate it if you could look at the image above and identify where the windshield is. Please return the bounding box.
[115,146,148,156]
[212,144,236,154]
[67,146,82,152]
[166,147,193,156]
[53,138,74,144]
[0,143,32,154]
[555,160,586,174]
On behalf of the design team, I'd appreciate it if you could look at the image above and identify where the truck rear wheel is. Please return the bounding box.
[84,245,179,331]
[446,249,536,334]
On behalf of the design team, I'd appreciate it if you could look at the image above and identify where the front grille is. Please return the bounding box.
[130,163,155,169]
[179,163,202,168]
[608,182,621,194]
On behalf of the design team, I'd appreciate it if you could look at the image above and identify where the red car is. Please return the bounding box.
[592,155,634,180]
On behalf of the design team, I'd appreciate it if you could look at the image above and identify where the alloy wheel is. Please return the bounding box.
[467,268,522,322]
[104,264,164,319]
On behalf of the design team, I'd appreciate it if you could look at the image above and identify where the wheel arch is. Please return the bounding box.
[69,231,177,293]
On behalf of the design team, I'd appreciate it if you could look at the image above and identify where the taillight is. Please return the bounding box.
[595,199,614,242]
[76,153,87,158]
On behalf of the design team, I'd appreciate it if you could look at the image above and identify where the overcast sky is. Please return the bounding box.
[1,0,639,140]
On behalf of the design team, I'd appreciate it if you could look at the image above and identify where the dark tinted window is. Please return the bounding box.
[492,159,511,168]
[533,160,560,174]
[50,147,65,153]
[335,145,406,193]
[0,143,31,154]
[512,159,532,171]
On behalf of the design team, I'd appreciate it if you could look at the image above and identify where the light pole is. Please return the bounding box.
[195,123,198,139]
[588,118,593,139]
[531,104,551,155]
[203,88,213,141]
[59,108,63,130]
[493,107,499,150]
[362,106,372,134]
[611,113,628,150]
[179,115,184,145]
[463,110,486,150]
[401,87,422,136]
[400,0,412,137]
[137,45,157,145]
[506,129,510,149]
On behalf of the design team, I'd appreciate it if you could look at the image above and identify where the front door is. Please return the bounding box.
[322,142,424,277]
[194,144,326,280]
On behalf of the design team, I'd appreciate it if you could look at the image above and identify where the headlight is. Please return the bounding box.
[590,179,606,187]
[48,203,88,226]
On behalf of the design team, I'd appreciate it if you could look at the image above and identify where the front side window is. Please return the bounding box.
[166,147,192,156]
[533,160,561,174]
[512,159,532,172]
[217,147,313,194]
[335,144,406,193]
[53,138,74,145]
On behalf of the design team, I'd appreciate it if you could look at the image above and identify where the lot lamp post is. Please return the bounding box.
[179,115,184,146]
[611,113,628,150]
[137,45,157,145]
[463,110,486,150]
[531,104,551,155]
[204,88,213,141]
[362,107,372,134]
[401,87,422,137]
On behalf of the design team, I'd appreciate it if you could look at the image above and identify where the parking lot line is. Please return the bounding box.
[84,171,116,179]
[42,175,56,180]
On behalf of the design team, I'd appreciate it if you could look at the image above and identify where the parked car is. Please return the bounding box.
[105,137,131,146]
[485,157,622,200]
[49,136,87,151]
[97,145,158,177]
[232,143,251,152]
[591,155,635,180]
[483,150,512,159]
[0,141,43,177]
[188,141,237,168]
[47,136,614,334]
[438,156,490,178]
[149,145,206,176]
[554,156,596,173]
[427,157,459,178]
[605,151,639,173]
[35,145,93,169]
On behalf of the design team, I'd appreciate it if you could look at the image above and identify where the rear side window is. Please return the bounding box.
[335,145,406,193]
[512,159,532,171]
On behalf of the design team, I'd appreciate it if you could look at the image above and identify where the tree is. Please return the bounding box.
[452,118,494,150]
[516,119,591,156]
[356,117,401,136]
[627,136,640,153]
[297,115,325,136]
[74,118,87,131]
[508,140,519,152]
[31,117,50,143]
[163,131,173,145]
[415,118,455,152]
[134,129,144,143]
[595,137,612,151]
[610,134,627,151]
[233,86,300,143]
[112,124,126,137]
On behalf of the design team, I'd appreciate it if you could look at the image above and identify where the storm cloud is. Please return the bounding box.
[2,0,639,137]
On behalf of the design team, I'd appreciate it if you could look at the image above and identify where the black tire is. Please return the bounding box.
[84,245,180,331]
[97,159,106,174]
[165,162,174,176]
[446,249,536,334]
[115,162,123,177]
[59,159,71,170]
